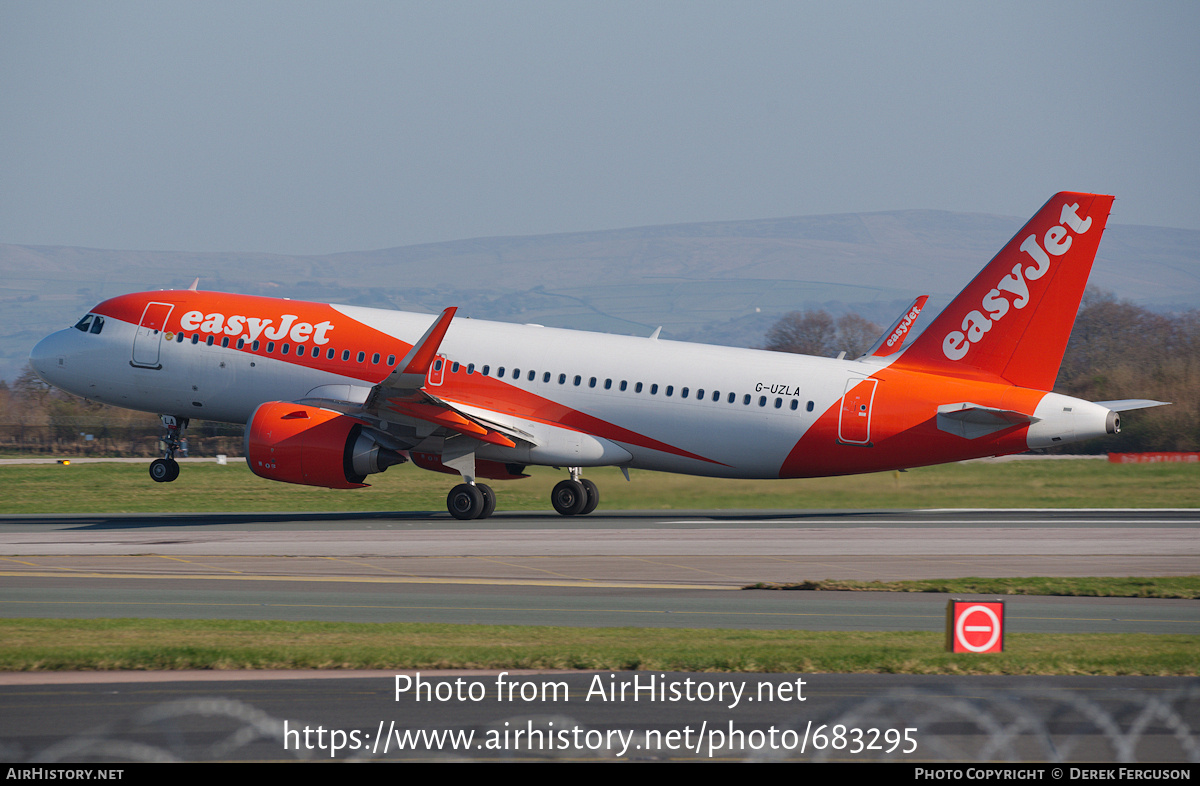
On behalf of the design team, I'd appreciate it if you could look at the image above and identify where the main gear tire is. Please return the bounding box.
[551,479,587,516]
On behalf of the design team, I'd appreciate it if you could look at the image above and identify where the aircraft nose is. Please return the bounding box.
[29,330,72,387]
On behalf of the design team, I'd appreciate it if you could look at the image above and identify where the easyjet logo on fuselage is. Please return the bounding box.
[178,310,335,346]
[941,202,1092,361]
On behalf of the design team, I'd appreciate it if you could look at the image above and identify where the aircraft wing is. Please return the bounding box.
[864,295,930,358]
[360,307,521,449]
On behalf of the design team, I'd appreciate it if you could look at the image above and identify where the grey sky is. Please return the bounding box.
[2,0,1198,255]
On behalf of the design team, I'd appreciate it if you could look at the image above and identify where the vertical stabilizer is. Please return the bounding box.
[892,192,1114,390]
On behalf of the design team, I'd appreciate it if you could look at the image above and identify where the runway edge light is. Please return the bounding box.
[946,599,1006,653]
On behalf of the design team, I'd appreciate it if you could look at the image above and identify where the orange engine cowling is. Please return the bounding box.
[245,402,405,489]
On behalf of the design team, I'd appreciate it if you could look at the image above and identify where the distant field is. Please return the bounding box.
[0,458,1196,514]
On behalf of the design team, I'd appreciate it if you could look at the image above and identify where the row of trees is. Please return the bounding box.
[763,289,1200,453]
[0,370,242,456]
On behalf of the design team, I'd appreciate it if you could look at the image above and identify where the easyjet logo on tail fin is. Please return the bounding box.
[942,202,1092,361]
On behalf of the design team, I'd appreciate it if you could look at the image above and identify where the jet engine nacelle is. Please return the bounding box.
[245,401,405,488]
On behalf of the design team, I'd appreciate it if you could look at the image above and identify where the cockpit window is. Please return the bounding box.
[73,314,104,334]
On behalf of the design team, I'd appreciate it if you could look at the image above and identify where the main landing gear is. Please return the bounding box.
[442,467,600,519]
[149,415,188,483]
[551,468,599,516]
[446,482,496,521]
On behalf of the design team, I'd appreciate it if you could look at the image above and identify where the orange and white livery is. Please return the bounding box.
[30,193,1167,518]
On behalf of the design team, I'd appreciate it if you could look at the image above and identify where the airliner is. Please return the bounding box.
[29,193,1166,519]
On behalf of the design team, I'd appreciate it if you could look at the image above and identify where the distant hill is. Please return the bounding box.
[3,209,1198,384]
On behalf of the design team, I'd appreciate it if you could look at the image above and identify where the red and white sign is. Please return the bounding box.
[1109,452,1200,464]
[946,600,1005,653]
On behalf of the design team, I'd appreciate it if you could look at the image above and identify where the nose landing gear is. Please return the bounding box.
[149,415,188,483]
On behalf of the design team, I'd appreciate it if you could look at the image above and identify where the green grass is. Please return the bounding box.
[1,458,1197,514]
[0,619,1194,675]
[752,576,1200,599]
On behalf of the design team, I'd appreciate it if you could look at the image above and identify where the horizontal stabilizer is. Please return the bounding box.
[936,402,1037,440]
[1094,399,1171,412]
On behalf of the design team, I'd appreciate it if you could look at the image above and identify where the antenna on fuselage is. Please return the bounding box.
[187,278,199,291]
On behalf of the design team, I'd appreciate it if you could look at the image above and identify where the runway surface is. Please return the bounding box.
[1,509,1196,634]
[3,509,1197,764]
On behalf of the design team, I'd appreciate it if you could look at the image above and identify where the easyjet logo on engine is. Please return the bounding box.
[178,311,335,345]
[942,202,1092,361]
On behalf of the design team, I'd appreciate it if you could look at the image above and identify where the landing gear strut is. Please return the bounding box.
[149,415,187,483]
[551,468,599,516]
